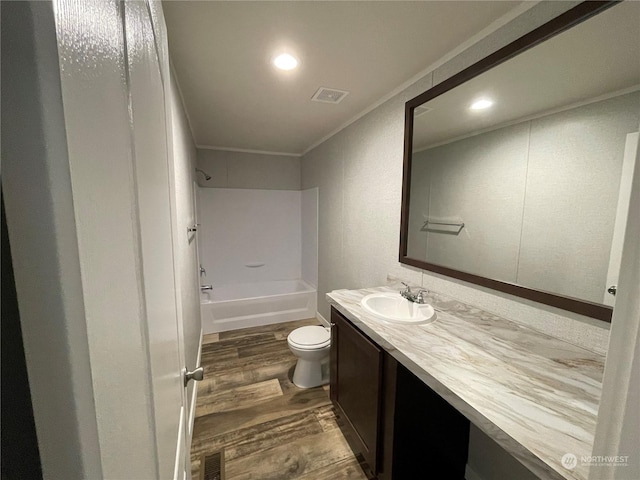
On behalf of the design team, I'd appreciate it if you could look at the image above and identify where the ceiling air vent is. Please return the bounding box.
[311,87,349,104]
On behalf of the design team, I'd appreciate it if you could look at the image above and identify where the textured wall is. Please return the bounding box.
[406,153,431,260]
[518,93,639,303]
[197,149,301,190]
[413,122,529,283]
[301,0,612,355]
[301,71,434,323]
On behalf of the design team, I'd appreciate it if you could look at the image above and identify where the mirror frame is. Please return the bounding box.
[399,1,619,323]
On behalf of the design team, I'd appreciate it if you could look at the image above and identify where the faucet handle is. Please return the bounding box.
[415,289,429,304]
[401,281,412,292]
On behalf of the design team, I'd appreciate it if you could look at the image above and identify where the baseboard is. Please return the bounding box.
[187,327,203,447]
[465,464,484,480]
[317,311,329,327]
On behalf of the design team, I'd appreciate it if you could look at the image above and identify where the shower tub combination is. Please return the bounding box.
[200,279,317,334]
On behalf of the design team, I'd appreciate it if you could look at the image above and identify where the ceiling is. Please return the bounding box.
[412,1,640,150]
[163,1,520,155]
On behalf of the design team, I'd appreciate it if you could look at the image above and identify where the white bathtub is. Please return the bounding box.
[200,279,317,333]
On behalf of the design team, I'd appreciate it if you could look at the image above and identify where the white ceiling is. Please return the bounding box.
[412,1,640,150]
[163,1,520,155]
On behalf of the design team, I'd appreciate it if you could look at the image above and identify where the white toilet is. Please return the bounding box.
[287,325,331,388]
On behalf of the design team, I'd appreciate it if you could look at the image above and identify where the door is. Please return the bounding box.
[147,0,204,466]
[123,2,189,478]
[183,178,203,446]
[604,132,639,306]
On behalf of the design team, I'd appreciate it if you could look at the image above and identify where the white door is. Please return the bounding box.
[604,132,639,307]
[146,1,204,473]
[123,2,189,478]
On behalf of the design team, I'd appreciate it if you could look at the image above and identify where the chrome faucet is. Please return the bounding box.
[400,282,428,304]
[200,285,213,292]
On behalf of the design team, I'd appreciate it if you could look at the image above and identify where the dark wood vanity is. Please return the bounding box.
[330,307,470,479]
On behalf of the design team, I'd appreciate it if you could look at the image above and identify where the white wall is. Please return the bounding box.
[198,188,302,286]
[411,93,639,303]
[302,188,319,287]
[197,148,301,190]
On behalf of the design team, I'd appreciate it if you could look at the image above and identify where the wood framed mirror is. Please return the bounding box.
[400,1,640,322]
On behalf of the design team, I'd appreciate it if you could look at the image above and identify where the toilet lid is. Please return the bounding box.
[288,326,330,348]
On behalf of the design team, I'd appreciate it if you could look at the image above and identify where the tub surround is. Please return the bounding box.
[200,279,316,334]
[327,283,605,480]
[197,185,319,333]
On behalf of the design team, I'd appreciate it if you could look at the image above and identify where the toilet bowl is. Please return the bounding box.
[287,325,331,388]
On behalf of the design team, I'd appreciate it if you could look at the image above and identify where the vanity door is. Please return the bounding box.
[330,307,383,475]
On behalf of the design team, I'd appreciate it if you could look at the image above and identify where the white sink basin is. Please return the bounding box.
[360,292,436,325]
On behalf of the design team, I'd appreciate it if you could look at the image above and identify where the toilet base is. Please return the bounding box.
[292,357,329,389]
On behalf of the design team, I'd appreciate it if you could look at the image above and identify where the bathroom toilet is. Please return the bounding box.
[287,326,331,388]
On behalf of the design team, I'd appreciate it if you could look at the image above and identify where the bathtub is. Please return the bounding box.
[200,279,317,333]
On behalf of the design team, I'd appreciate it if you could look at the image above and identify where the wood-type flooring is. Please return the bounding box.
[191,319,370,480]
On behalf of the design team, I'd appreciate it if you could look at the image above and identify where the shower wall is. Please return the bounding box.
[301,187,319,288]
[198,188,302,286]
[195,148,318,291]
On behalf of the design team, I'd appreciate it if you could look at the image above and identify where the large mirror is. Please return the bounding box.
[400,1,640,322]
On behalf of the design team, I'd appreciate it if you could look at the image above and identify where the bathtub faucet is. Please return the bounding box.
[200,285,213,292]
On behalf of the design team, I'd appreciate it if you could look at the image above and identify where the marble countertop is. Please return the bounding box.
[327,283,605,480]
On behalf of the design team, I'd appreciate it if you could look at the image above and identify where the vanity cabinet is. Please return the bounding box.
[330,307,470,479]
[330,306,383,476]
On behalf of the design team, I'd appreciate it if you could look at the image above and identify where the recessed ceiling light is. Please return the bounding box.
[470,98,494,110]
[273,53,299,71]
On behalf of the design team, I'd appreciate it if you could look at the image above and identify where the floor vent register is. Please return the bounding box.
[200,449,225,480]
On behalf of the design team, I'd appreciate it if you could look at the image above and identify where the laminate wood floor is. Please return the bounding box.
[191,319,371,480]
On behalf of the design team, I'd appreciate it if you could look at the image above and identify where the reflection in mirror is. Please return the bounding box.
[403,2,640,320]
